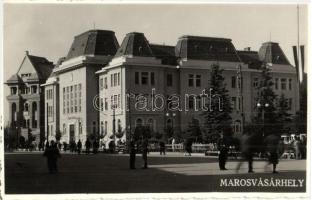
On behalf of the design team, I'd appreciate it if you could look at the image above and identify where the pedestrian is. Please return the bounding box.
[77,139,82,154]
[159,140,166,155]
[184,138,192,156]
[129,139,136,169]
[236,133,255,173]
[300,135,307,159]
[141,137,148,169]
[292,136,301,159]
[63,142,68,152]
[93,140,99,154]
[43,140,61,174]
[217,134,228,170]
[172,138,176,152]
[264,134,280,173]
[85,139,91,154]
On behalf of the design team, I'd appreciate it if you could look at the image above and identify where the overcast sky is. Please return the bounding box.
[2,3,308,123]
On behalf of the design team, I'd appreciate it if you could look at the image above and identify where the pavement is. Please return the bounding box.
[4,152,306,194]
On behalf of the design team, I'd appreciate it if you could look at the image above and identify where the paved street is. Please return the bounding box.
[4,152,306,194]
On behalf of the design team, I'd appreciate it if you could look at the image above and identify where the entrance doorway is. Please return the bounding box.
[69,124,75,142]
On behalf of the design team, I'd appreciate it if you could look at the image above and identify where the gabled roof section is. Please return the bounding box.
[66,29,119,61]
[258,42,291,65]
[149,44,177,65]
[175,35,240,62]
[114,32,154,58]
[28,55,54,80]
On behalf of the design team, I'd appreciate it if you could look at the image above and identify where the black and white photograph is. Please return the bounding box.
[0,1,309,199]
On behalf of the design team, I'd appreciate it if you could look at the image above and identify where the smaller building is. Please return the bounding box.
[6,51,54,142]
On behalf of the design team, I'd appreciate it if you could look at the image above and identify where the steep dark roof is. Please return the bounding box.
[28,55,54,80]
[237,50,262,69]
[114,32,154,58]
[149,44,177,65]
[66,29,119,60]
[258,42,291,65]
[175,35,240,62]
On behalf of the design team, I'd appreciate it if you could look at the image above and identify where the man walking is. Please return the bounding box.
[43,140,61,174]
[159,140,166,155]
[85,138,91,154]
[142,137,148,169]
[129,139,136,169]
[217,134,228,170]
[236,133,255,173]
[77,139,82,154]
[264,134,280,173]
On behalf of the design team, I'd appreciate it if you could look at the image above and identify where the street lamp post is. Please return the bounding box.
[257,102,269,137]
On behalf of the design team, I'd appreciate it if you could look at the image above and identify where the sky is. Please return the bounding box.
[1,3,309,124]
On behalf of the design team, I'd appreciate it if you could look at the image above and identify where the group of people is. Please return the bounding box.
[217,133,283,174]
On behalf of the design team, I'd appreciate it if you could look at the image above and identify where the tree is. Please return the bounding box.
[275,94,292,135]
[253,63,278,137]
[202,64,232,143]
[184,118,202,143]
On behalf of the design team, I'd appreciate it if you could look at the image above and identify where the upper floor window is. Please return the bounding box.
[167,74,173,87]
[196,75,201,87]
[11,87,17,95]
[135,72,139,84]
[253,77,258,88]
[104,77,108,89]
[188,74,194,87]
[281,78,287,90]
[275,78,279,90]
[289,79,292,90]
[150,72,155,85]
[231,76,236,88]
[141,72,149,85]
[99,78,104,90]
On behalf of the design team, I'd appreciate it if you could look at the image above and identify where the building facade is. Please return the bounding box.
[5,51,54,142]
[6,29,297,146]
[97,32,299,146]
[42,30,119,144]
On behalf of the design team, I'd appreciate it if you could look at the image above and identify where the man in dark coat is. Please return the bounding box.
[85,139,91,154]
[129,139,136,169]
[217,134,229,170]
[141,137,148,169]
[236,133,255,173]
[159,140,166,155]
[43,140,61,174]
[264,134,280,173]
[77,139,82,154]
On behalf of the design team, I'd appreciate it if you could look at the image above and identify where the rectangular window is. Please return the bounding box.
[118,94,121,108]
[105,98,108,110]
[100,98,104,111]
[288,98,292,110]
[99,78,103,90]
[167,74,173,87]
[141,72,149,85]
[275,78,279,90]
[114,73,117,86]
[104,77,108,89]
[253,77,258,88]
[117,73,120,86]
[281,78,287,90]
[188,74,194,87]
[231,76,236,88]
[111,74,113,87]
[196,75,201,87]
[231,97,237,110]
[289,79,292,90]
[150,72,155,85]
[188,96,194,109]
[135,72,139,84]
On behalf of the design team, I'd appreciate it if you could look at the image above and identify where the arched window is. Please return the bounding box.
[32,102,37,128]
[101,121,104,135]
[11,103,16,126]
[146,118,155,131]
[117,119,122,132]
[135,118,143,127]
[24,103,29,112]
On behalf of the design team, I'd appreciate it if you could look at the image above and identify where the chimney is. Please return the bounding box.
[244,47,251,51]
[25,50,29,55]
